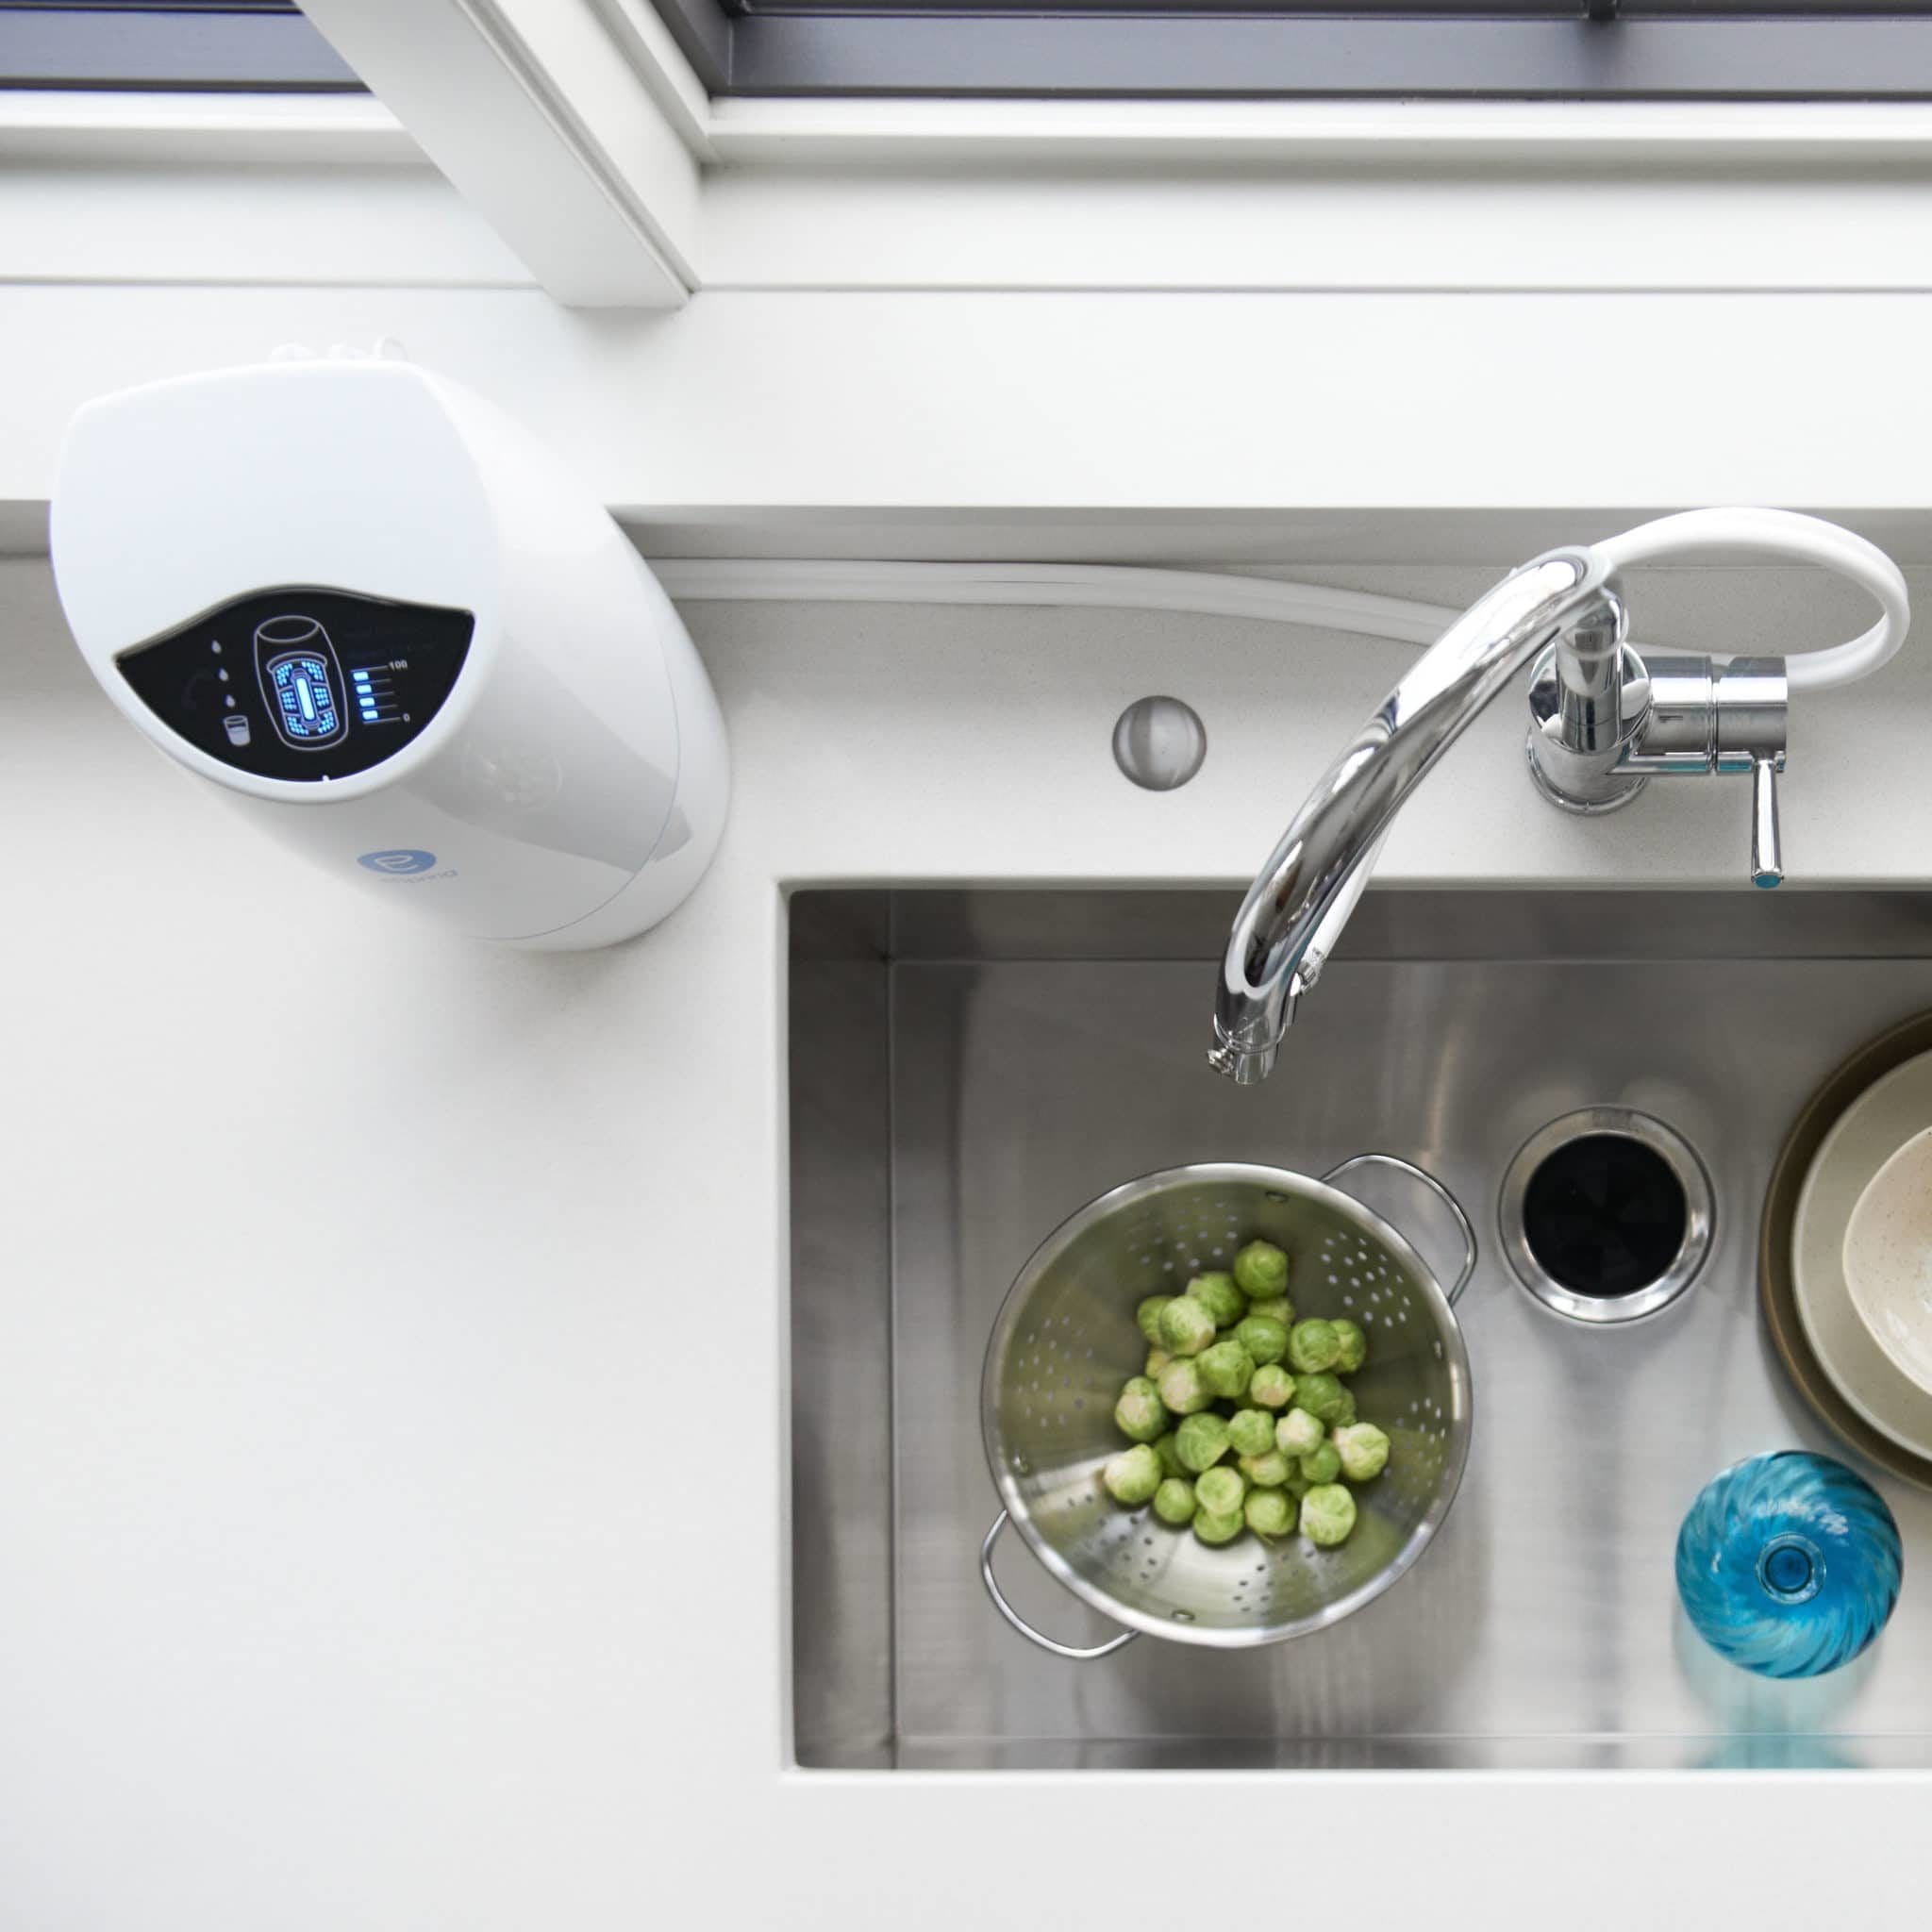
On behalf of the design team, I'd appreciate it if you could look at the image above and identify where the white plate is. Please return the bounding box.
[1843,1124,1932,1396]
[1793,1047,1932,1459]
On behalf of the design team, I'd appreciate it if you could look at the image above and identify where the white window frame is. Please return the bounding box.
[273,0,1932,307]
[11,0,1932,558]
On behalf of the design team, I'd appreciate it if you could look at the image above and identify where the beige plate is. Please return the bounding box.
[1762,1012,1932,1491]
[1793,1048,1932,1457]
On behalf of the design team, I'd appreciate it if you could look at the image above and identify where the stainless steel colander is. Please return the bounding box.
[979,1157,1475,1657]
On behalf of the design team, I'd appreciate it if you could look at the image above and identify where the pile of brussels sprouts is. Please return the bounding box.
[1100,1238,1391,1550]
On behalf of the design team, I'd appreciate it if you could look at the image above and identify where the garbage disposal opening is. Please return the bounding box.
[1500,1108,1713,1324]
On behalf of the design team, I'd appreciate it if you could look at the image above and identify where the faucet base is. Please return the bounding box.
[1522,734,1648,816]
[1524,635,1653,812]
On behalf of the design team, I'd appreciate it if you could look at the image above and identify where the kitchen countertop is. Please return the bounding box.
[4,553,1931,1927]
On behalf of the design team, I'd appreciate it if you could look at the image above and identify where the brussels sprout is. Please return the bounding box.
[1226,1407,1276,1458]
[1288,1318,1342,1374]
[1235,1313,1289,1366]
[1186,1272,1247,1328]
[1157,1295,1218,1357]
[1330,1317,1367,1374]
[1330,1387,1358,1428]
[1239,1449,1291,1489]
[1299,1441,1342,1486]
[1156,1357,1212,1417]
[1175,1412,1232,1474]
[1300,1482,1358,1547]
[1244,1488,1295,1540]
[1144,1347,1173,1378]
[1274,1407,1325,1457]
[1113,1375,1168,1443]
[1292,1371,1348,1424]
[1284,1474,1313,1502]
[1153,1475,1197,1524]
[1196,1339,1256,1401]
[1334,1421,1392,1482]
[1152,1430,1187,1480]
[1248,1363,1295,1409]
[1232,1239,1290,1299]
[1193,1509,1244,1546]
[1103,1443,1162,1506]
[1136,1294,1174,1345]
[1245,1294,1295,1326]
[1194,1464,1246,1516]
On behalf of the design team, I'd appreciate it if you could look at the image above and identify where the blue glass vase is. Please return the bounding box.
[1675,1451,1902,1679]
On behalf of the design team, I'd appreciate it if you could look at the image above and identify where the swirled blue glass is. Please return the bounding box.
[1676,1451,1902,1679]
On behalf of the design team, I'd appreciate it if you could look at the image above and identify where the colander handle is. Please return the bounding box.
[1322,1152,1478,1306]
[979,1510,1139,1660]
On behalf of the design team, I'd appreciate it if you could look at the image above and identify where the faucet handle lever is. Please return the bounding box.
[1709,655,1787,890]
[1751,755,1783,889]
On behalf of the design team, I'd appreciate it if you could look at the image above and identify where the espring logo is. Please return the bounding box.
[357,849,439,876]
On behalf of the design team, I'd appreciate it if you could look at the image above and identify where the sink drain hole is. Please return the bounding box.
[1501,1108,1712,1324]
[1522,1134,1688,1298]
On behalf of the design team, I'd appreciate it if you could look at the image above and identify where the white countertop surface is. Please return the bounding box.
[4,554,1930,1928]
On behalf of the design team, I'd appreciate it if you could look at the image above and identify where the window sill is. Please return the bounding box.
[704,94,1932,167]
[0,88,415,165]
[697,98,1932,294]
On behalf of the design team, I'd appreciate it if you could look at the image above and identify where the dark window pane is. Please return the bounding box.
[728,1,1932,11]
[0,2,360,90]
[650,0,1932,98]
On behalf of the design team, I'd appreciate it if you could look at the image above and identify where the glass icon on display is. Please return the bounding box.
[256,614,347,749]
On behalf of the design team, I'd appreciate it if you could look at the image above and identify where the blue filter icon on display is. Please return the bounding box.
[254,614,349,751]
[358,849,439,876]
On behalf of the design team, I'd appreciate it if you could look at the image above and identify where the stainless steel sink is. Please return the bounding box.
[789,888,1932,1771]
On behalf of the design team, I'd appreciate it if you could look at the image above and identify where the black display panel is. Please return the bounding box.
[115,588,475,782]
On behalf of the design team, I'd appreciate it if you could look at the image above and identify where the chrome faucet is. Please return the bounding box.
[1208,543,1790,1085]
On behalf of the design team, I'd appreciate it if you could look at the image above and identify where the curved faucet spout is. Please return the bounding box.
[1209,545,1617,1085]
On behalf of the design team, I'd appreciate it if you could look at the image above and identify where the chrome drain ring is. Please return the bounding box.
[1499,1107,1713,1324]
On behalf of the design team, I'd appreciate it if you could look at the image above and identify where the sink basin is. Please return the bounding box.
[789,887,1932,1771]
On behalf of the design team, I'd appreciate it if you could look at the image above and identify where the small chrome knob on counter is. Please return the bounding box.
[1753,755,1783,889]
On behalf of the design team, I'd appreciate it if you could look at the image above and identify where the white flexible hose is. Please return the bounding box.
[661,520,1904,954]
[655,517,1907,694]
[1592,508,1909,691]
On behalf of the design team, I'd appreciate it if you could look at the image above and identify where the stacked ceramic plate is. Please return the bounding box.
[1764,1018,1932,1486]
